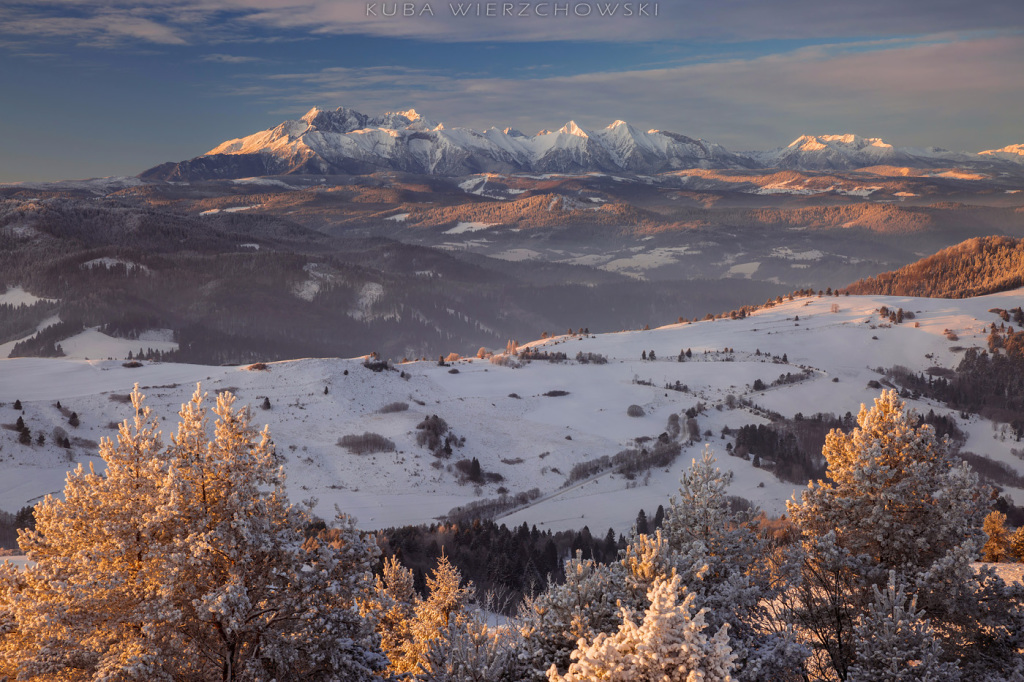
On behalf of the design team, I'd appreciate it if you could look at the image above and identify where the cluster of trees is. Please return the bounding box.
[0,299,56,346]
[732,423,827,484]
[887,348,1024,434]
[3,389,1023,681]
[375,520,626,616]
[7,318,80,358]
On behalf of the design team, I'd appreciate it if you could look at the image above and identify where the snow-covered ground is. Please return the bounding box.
[0,286,55,307]
[1,290,1022,537]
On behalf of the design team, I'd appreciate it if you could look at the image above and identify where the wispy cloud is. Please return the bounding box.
[1,0,1021,47]
[201,53,262,63]
[0,6,188,47]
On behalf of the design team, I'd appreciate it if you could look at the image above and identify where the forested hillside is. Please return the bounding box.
[844,235,1024,297]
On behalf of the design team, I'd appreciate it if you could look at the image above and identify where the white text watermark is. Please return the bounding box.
[366,2,660,17]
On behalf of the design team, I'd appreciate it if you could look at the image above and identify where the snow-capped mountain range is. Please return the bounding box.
[140,106,1024,180]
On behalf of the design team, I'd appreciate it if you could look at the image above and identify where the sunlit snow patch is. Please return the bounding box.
[728,262,761,277]
[444,221,496,234]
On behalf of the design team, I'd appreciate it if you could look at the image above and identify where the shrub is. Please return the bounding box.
[246,362,269,371]
[377,401,409,414]
[337,432,396,455]
[575,351,608,365]
[122,361,143,368]
[627,405,645,417]
[543,390,570,397]
[362,360,390,372]
[416,415,463,457]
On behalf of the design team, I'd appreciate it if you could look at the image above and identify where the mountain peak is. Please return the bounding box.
[300,106,369,134]
[980,143,1024,157]
[558,121,589,138]
[788,134,893,152]
[301,106,325,124]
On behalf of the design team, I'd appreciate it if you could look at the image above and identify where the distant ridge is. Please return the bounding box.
[843,235,1024,298]
[139,105,1024,181]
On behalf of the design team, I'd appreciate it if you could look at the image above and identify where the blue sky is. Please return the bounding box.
[1,0,1022,182]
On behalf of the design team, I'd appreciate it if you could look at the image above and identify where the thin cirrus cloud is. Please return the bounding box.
[0,6,189,47]
[202,53,263,62]
[236,33,1024,152]
[0,0,1022,46]
[238,0,1024,43]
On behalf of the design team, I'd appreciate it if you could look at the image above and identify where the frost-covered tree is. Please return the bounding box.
[364,555,417,675]
[518,551,628,680]
[421,615,526,682]
[662,447,807,681]
[789,391,985,574]
[787,390,1021,680]
[547,574,736,682]
[0,385,385,681]
[382,553,474,677]
[847,572,960,682]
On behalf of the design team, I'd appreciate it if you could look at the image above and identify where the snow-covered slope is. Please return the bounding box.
[2,290,1022,536]
[979,143,1024,164]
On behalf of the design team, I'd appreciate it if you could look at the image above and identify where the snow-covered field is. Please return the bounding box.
[0,286,55,307]
[1,290,1022,537]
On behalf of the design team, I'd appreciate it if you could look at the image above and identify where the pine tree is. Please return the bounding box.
[405,554,475,677]
[68,411,79,427]
[13,399,22,410]
[365,556,417,675]
[1,385,385,681]
[982,511,1010,562]
[788,390,984,573]
[847,572,960,682]
[786,390,1008,680]
[547,574,736,682]
[662,447,805,681]
[422,616,525,682]
[1010,526,1024,562]
[518,552,626,678]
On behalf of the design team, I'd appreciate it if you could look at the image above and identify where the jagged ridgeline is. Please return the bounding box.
[844,235,1024,298]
